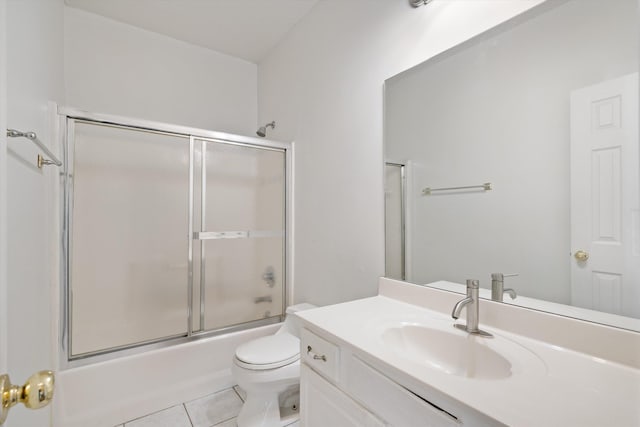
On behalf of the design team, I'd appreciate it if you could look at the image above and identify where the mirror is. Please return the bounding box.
[384,0,639,331]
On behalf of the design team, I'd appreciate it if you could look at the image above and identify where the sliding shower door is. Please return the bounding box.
[68,122,191,357]
[63,113,290,361]
[194,139,286,332]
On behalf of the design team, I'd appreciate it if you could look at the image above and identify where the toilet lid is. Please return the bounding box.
[235,332,300,369]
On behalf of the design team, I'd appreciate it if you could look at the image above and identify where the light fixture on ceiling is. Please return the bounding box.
[410,0,433,7]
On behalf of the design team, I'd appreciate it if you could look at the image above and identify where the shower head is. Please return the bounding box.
[256,121,275,137]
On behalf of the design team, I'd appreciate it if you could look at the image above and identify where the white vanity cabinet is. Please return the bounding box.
[301,365,386,427]
[300,327,475,427]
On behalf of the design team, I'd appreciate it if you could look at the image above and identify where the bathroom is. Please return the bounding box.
[1,0,638,426]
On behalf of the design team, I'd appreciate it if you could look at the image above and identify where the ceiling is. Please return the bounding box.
[64,0,320,63]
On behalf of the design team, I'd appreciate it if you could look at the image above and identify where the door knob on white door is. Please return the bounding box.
[574,250,589,261]
[0,370,55,425]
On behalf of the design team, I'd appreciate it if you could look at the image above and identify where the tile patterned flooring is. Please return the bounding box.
[116,386,299,427]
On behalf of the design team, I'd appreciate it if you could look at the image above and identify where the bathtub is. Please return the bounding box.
[52,323,280,427]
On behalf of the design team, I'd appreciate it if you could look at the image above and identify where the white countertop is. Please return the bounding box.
[297,291,640,426]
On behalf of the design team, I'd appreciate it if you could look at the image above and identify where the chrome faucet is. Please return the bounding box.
[451,279,492,337]
[491,273,517,302]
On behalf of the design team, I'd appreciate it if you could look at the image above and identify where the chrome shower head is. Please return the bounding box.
[256,121,275,137]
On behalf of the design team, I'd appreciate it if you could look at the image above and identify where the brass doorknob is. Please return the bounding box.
[0,370,55,425]
[574,250,589,261]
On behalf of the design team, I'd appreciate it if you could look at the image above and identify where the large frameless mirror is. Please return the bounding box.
[384,0,639,331]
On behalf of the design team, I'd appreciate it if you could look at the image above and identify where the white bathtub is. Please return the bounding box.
[53,323,279,427]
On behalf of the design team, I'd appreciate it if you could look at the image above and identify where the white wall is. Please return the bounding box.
[64,7,258,135]
[3,1,65,426]
[258,0,545,306]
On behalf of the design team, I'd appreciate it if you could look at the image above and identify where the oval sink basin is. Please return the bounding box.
[382,324,519,380]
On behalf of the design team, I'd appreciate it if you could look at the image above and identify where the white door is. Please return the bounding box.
[1,1,58,425]
[0,0,7,421]
[570,73,640,317]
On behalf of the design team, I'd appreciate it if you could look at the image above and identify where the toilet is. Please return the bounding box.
[232,303,316,427]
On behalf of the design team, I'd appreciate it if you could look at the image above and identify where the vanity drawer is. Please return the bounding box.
[301,328,340,381]
[346,355,461,427]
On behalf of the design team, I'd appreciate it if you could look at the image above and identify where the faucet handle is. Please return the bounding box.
[491,272,518,280]
[491,273,518,302]
[466,279,479,289]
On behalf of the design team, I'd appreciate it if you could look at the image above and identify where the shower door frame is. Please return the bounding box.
[384,160,409,281]
[58,106,294,368]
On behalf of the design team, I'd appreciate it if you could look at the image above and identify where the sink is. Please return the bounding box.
[382,325,510,379]
[381,323,543,380]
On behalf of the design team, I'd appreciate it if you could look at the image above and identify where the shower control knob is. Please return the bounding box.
[262,266,275,287]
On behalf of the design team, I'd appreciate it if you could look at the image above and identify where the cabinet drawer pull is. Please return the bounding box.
[307,345,327,362]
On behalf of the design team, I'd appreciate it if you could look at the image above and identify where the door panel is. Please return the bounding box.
[69,122,190,357]
[197,139,286,332]
[2,1,63,425]
[570,73,640,317]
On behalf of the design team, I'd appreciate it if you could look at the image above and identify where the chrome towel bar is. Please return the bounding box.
[6,128,62,167]
[423,182,492,195]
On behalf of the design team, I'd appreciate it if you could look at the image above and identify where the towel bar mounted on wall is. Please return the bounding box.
[422,182,492,195]
[6,128,62,168]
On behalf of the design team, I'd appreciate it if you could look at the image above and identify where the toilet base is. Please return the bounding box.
[232,357,300,427]
[237,388,299,427]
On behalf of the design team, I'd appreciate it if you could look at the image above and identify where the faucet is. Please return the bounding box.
[491,273,518,302]
[451,279,492,337]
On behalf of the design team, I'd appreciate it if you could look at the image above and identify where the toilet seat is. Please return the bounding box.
[235,332,300,370]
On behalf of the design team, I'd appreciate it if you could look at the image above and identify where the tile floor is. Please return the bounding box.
[115,386,300,427]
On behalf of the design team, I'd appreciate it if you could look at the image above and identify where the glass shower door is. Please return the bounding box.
[195,139,286,332]
[64,113,291,361]
[69,122,191,357]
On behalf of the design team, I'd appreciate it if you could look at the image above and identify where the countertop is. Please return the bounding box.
[297,289,640,426]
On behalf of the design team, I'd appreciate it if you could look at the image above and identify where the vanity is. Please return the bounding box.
[296,278,640,426]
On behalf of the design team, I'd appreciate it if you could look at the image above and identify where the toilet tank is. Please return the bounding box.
[277,303,317,337]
